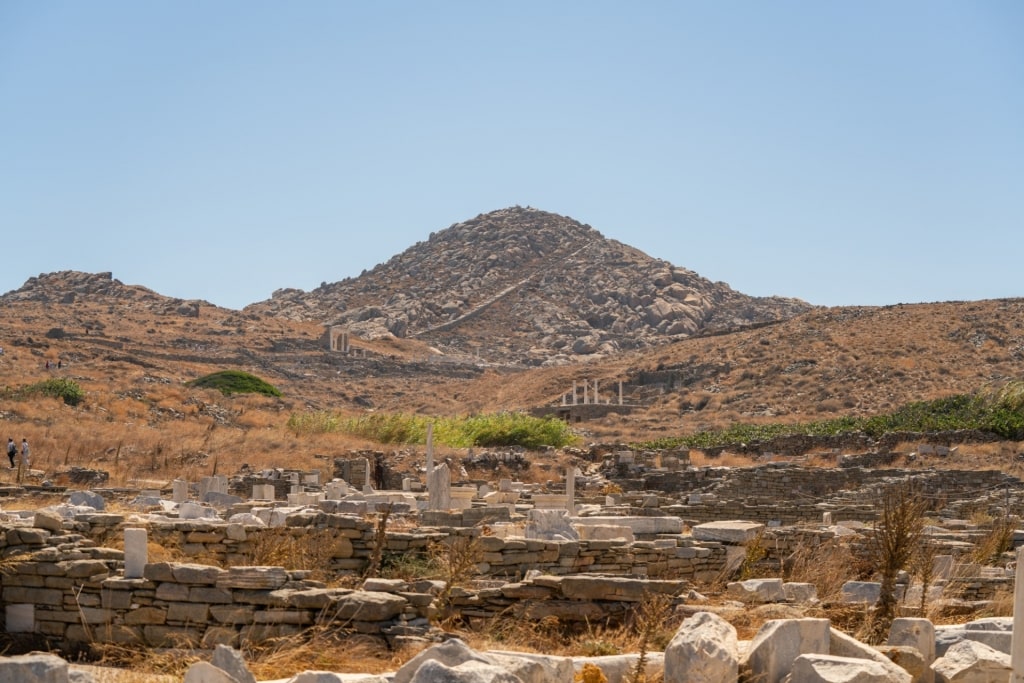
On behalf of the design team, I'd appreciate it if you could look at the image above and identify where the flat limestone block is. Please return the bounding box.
[572,516,684,535]
[691,520,765,544]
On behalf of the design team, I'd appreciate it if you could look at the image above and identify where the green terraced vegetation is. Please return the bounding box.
[635,380,1024,451]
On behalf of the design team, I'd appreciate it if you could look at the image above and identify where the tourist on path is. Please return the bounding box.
[6,438,15,468]
[20,439,29,468]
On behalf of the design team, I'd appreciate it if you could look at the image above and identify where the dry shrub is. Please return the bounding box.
[626,591,675,683]
[464,613,575,655]
[244,528,344,581]
[966,588,1014,620]
[245,628,397,679]
[91,643,202,678]
[970,517,1015,565]
[738,531,770,580]
[786,538,861,602]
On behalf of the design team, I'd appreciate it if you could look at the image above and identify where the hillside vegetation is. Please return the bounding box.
[187,370,282,397]
[637,380,1024,451]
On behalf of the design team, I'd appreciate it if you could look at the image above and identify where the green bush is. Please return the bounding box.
[286,410,577,449]
[25,378,85,406]
[187,370,281,397]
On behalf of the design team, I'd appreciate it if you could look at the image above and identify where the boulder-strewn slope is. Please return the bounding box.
[249,207,812,365]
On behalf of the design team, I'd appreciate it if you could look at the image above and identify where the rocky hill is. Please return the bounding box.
[0,267,1021,447]
[248,207,813,365]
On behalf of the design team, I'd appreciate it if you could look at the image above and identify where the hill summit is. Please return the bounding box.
[250,207,813,365]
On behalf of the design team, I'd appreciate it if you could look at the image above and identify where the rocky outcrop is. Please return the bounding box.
[248,207,812,365]
[0,270,211,318]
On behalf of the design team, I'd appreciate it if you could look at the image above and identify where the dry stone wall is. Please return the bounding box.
[0,516,716,653]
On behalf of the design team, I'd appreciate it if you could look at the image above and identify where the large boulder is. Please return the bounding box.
[744,618,830,683]
[931,639,1010,682]
[393,640,494,683]
[788,653,912,682]
[664,611,739,682]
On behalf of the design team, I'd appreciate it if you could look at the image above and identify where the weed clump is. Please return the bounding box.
[23,377,85,406]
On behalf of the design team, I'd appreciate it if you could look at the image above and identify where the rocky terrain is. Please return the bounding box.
[247,207,812,366]
[0,207,1021,443]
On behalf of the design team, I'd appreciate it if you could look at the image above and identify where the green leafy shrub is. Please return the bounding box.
[25,378,85,406]
[187,370,281,397]
[286,410,577,449]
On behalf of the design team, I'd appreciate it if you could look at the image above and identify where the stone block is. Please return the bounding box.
[189,586,234,603]
[664,611,738,683]
[6,603,34,632]
[167,602,210,623]
[183,661,239,683]
[744,618,830,683]
[0,653,68,682]
[171,563,226,585]
[2,587,63,606]
[783,582,818,604]
[840,581,881,604]
[216,566,288,590]
[61,559,111,578]
[210,605,256,624]
[888,618,935,682]
[124,606,167,625]
[726,578,785,604]
[691,520,765,544]
[931,639,1010,682]
[33,510,64,533]
[791,654,911,683]
[210,644,257,683]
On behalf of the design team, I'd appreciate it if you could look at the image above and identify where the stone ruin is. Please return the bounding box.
[4,443,1024,681]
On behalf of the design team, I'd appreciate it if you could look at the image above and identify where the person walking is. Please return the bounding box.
[6,438,15,468]
[20,439,29,468]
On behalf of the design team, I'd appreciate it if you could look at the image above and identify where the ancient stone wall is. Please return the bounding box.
[0,518,713,652]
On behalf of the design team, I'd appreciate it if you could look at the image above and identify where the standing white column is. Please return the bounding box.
[572,381,578,405]
[618,381,623,405]
[583,381,589,405]
[593,379,599,405]
[1011,545,1024,681]
[172,479,188,503]
[124,528,148,579]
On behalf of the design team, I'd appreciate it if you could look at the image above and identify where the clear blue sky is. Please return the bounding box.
[2,2,1022,310]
